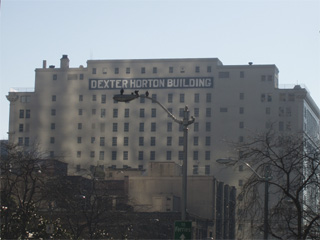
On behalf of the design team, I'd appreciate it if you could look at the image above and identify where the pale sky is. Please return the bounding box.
[1,0,319,139]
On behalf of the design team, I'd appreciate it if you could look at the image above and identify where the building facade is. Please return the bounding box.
[7,55,319,179]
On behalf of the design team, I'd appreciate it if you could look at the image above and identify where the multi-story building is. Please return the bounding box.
[6,55,320,238]
[7,55,319,178]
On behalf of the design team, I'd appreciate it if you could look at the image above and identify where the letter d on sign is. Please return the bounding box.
[90,80,97,89]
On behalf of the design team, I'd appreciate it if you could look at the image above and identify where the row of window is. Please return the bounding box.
[91,66,215,75]
[74,149,212,161]
[54,135,213,147]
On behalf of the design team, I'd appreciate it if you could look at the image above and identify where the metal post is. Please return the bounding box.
[182,106,189,220]
[264,166,270,239]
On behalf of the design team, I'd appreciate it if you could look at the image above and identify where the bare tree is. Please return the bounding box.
[235,130,320,239]
[0,143,68,239]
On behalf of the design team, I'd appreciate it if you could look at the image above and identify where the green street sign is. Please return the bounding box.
[174,221,192,240]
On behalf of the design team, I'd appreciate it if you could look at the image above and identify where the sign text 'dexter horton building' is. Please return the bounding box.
[7,55,320,183]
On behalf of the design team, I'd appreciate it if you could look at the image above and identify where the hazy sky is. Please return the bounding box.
[1,0,319,139]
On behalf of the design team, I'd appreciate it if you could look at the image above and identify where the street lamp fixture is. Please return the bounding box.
[216,158,272,240]
[114,90,195,221]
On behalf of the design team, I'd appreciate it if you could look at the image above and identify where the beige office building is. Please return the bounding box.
[7,55,319,180]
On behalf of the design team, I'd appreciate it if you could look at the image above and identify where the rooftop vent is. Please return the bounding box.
[49,65,55,69]
[248,62,253,65]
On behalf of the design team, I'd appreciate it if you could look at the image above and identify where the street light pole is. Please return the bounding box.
[113,92,195,221]
[216,158,272,239]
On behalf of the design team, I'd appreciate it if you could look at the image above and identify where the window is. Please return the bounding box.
[194,93,199,103]
[51,109,56,116]
[91,137,95,143]
[150,137,156,146]
[239,136,244,142]
[140,97,145,103]
[150,151,155,160]
[79,95,83,102]
[193,151,199,160]
[78,109,83,116]
[206,108,211,117]
[178,151,183,160]
[18,137,23,146]
[92,68,96,74]
[153,67,157,74]
[112,123,118,132]
[167,136,172,146]
[102,67,107,74]
[50,137,55,144]
[139,122,144,132]
[193,165,198,175]
[126,67,130,74]
[168,108,173,117]
[179,137,184,146]
[169,66,173,73]
[100,137,105,146]
[101,109,106,118]
[140,109,145,118]
[261,75,266,81]
[77,151,81,158]
[92,95,97,101]
[205,165,210,175]
[239,122,244,129]
[52,95,56,101]
[124,108,130,118]
[220,108,228,112]
[239,93,244,100]
[138,151,143,160]
[207,66,212,72]
[77,137,81,144]
[267,94,272,102]
[194,122,199,132]
[123,151,128,160]
[206,122,211,131]
[239,107,244,114]
[205,136,211,146]
[139,137,144,146]
[141,67,146,74]
[195,66,200,73]
[78,123,82,130]
[168,93,173,103]
[151,122,156,132]
[151,108,156,117]
[26,110,30,118]
[180,94,185,103]
[179,108,184,117]
[79,74,84,80]
[167,122,172,132]
[20,96,31,103]
[124,122,129,132]
[113,109,118,118]
[124,137,129,146]
[166,151,172,160]
[112,137,117,146]
[205,151,210,160]
[279,93,286,102]
[90,151,95,158]
[151,94,157,102]
[97,151,104,160]
[19,110,24,118]
[92,109,96,115]
[51,123,55,130]
[111,151,117,160]
[193,137,199,146]
[115,67,119,74]
[193,108,199,117]
[206,93,211,103]
[101,95,106,103]
[218,72,229,78]
[53,74,57,80]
